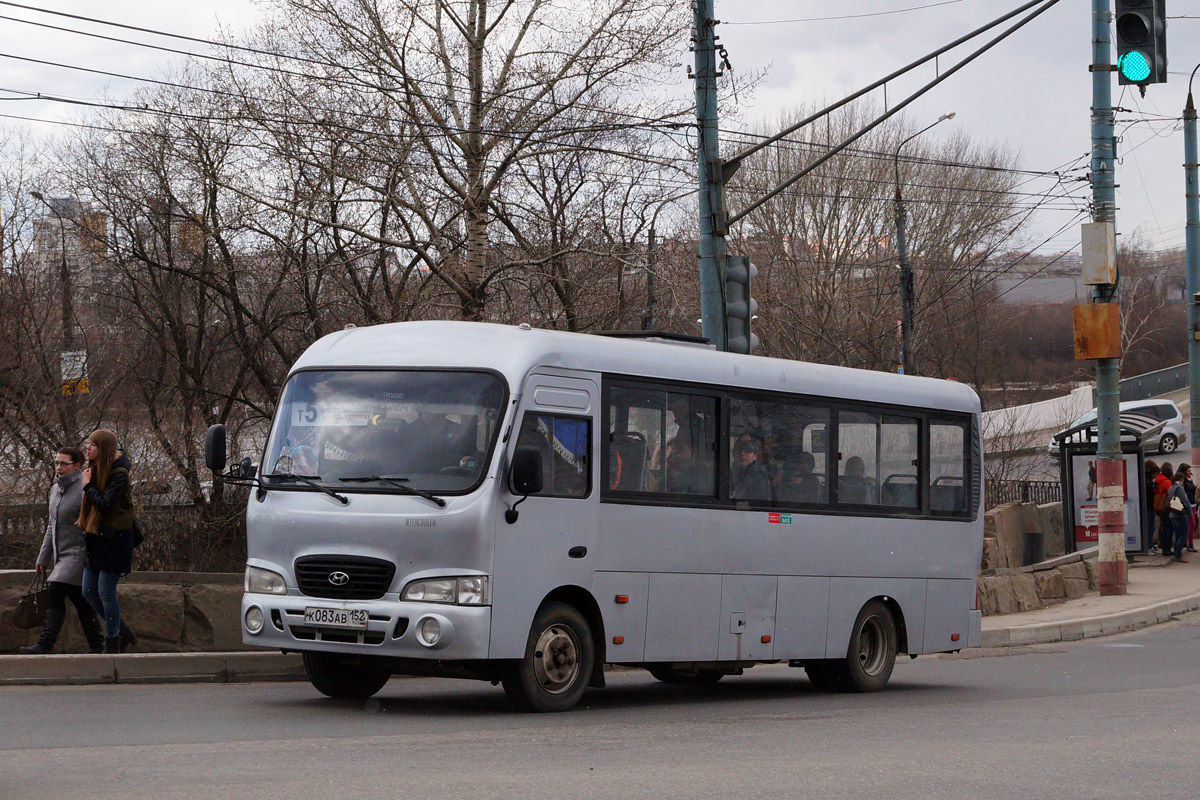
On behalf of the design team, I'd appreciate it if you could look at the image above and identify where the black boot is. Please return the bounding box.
[80,609,105,654]
[101,636,121,655]
[119,620,138,653]
[19,605,64,654]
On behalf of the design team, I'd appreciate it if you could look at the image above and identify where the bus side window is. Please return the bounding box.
[516,413,590,498]
[930,420,968,515]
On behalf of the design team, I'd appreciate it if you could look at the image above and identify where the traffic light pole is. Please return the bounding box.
[693,0,728,351]
[1091,0,1126,594]
[1186,70,1199,467]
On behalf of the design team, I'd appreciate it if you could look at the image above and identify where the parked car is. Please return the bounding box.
[1047,398,1186,457]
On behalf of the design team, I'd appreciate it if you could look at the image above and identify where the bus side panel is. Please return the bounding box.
[826,578,927,658]
[773,576,831,660]
[592,571,650,662]
[922,578,975,653]
[645,573,722,661]
[717,575,777,661]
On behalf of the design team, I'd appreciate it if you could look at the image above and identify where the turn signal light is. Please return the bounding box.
[761,635,771,643]
[951,633,960,642]
[615,594,629,604]
[612,636,625,644]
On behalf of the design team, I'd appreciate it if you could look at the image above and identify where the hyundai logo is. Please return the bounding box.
[328,571,351,586]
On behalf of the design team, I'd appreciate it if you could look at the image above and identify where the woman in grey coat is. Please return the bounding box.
[19,447,104,654]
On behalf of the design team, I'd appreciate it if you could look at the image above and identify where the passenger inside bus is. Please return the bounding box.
[776,450,824,504]
[731,433,773,501]
[839,455,873,504]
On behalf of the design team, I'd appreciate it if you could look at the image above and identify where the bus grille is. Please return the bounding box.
[294,555,396,600]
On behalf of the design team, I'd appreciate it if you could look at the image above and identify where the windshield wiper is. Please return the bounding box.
[340,475,447,508]
[262,473,349,504]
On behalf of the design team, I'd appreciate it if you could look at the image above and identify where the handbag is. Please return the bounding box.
[12,572,48,630]
[1170,495,1185,513]
[1154,490,1168,513]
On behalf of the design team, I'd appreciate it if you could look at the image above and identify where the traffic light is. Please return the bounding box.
[725,256,760,355]
[1115,0,1167,86]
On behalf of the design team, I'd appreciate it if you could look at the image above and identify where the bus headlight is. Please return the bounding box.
[245,566,287,595]
[401,576,489,606]
[244,606,265,634]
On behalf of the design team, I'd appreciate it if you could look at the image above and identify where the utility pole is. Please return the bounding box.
[692,0,727,350]
[894,112,955,375]
[1186,66,1199,461]
[1087,0,1126,594]
[643,224,658,331]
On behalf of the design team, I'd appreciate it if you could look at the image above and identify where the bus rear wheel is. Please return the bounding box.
[502,601,594,712]
[302,652,392,700]
[647,666,725,686]
[806,600,897,693]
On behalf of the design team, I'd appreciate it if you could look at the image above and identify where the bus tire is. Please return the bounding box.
[502,601,594,712]
[647,666,724,686]
[302,652,392,700]
[844,600,897,692]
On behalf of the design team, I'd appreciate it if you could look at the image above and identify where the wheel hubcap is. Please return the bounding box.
[533,624,580,694]
[856,616,888,676]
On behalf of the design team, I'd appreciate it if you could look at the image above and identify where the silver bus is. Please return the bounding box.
[206,321,983,712]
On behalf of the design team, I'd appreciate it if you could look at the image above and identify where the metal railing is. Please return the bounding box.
[1119,362,1188,402]
[985,479,1061,509]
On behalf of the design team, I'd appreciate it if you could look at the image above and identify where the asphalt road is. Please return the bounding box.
[6,614,1200,800]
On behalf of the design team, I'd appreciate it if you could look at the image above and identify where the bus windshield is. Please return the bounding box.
[263,370,506,493]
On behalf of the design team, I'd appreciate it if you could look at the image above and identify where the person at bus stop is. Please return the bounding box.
[1155,461,1174,555]
[1167,466,1193,563]
[1182,464,1197,553]
[1086,461,1096,501]
[78,429,139,654]
[1144,460,1161,554]
[18,446,105,655]
[731,433,772,502]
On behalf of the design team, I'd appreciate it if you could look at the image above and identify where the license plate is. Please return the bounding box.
[304,606,368,629]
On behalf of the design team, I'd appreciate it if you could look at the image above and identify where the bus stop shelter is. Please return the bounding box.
[1053,412,1161,554]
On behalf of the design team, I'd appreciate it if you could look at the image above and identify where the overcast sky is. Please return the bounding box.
[2,0,1196,255]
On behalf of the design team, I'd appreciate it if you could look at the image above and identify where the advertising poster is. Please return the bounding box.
[1070,453,1142,551]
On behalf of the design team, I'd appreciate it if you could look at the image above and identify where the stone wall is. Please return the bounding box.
[0,571,246,654]
[979,501,1099,616]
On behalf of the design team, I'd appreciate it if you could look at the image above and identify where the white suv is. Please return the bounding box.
[1048,399,1187,457]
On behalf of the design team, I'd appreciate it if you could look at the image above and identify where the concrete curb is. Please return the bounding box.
[0,651,304,686]
[981,590,1200,647]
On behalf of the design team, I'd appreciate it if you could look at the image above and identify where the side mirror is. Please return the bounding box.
[204,424,227,472]
[506,446,543,524]
[511,446,544,495]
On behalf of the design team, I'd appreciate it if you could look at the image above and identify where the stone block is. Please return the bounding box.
[0,654,114,685]
[1010,573,1043,612]
[977,575,1012,616]
[184,584,251,652]
[1038,502,1066,557]
[1084,559,1099,588]
[1034,570,1066,600]
[114,653,226,683]
[1063,577,1091,599]
[120,584,186,652]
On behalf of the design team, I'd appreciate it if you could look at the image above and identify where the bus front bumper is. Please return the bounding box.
[240,592,492,660]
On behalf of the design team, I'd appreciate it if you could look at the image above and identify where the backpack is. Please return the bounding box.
[1154,485,1168,513]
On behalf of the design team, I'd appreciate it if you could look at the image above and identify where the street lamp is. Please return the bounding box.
[893,111,955,376]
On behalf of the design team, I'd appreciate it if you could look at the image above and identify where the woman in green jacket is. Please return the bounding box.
[78,429,138,654]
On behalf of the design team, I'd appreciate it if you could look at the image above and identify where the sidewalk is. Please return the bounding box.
[982,552,1200,647]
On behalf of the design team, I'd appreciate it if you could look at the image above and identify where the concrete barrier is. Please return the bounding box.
[0,571,246,655]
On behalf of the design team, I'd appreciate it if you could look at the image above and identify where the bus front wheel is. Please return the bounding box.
[805,600,897,693]
[502,601,594,712]
[302,652,392,700]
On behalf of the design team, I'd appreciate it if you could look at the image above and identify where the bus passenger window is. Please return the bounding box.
[516,414,590,498]
[606,385,716,497]
[838,411,879,505]
[930,421,968,515]
[879,416,919,508]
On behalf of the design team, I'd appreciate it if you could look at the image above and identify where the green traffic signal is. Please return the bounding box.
[1118,50,1152,83]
